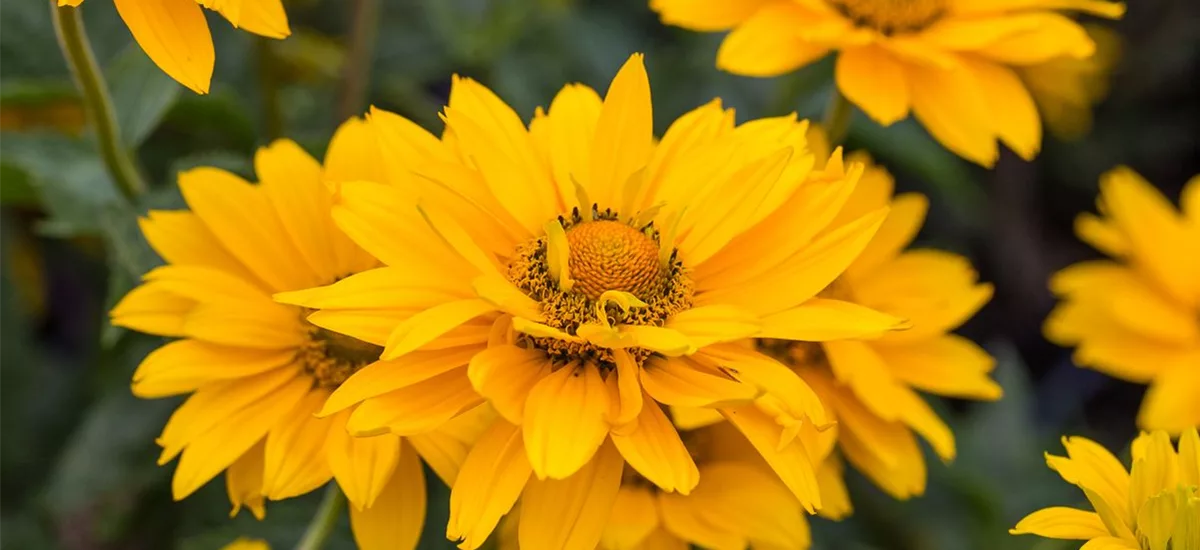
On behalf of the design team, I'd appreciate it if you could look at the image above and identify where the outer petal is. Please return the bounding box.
[113,0,214,93]
[589,54,653,210]
[716,3,831,77]
[611,398,700,495]
[326,411,401,511]
[1009,507,1112,540]
[448,420,531,550]
[262,390,334,500]
[225,441,266,520]
[599,487,659,549]
[519,441,624,550]
[907,63,998,167]
[349,441,426,550]
[650,0,775,31]
[523,364,613,480]
[836,46,910,126]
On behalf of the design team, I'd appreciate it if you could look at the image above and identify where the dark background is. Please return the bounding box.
[2,0,1198,548]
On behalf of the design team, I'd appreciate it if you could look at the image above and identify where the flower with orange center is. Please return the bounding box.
[649,0,1125,166]
[748,142,1000,502]
[109,119,486,550]
[279,54,910,549]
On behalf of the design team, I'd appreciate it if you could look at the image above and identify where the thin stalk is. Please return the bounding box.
[821,89,854,147]
[336,0,381,121]
[293,484,345,550]
[50,1,146,201]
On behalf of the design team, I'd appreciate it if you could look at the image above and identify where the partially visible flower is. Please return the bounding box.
[1045,168,1200,433]
[650,0,1124,166]
[220,538,269,550]
[756,142,999,501]
[1010,428,1200,550]
[1020,24,1122,141]
[57,0,290,93]
[497,421,813,550]
[283,54,908,550]
[110,118,480,550]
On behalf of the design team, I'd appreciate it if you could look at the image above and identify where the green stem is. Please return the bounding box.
[336,0,381,122]
[256,38,284,140]
[50,1,146,202]
[293,484,345,550]
[821,89,854,147]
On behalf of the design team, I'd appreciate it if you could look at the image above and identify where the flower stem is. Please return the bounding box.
[821,89,854,147]
[293,484,345,550]
[50,1,146,202]
[336,0,381,122]
[256,38,284,140]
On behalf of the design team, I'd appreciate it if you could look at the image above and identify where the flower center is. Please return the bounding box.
[300,319,383,388]
[566,220,663,301]
[506,208,693,370]
[829,0,947,34]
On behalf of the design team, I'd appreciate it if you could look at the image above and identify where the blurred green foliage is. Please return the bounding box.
[2,0,1197,549]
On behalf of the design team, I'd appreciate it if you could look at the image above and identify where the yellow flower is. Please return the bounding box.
[220,538,269,550]
[649,0,1124,166]
[109,119,482,550]
[282,53,908,549]
[57,0,290,94]
[497,422,812,550]
[756,143,999,501]
[1010,428,1200,550]
[1045,168,1200,433]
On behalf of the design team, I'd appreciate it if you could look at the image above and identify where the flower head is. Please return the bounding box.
[650,0,1125,166]
[754,142,999,501]
[110,118,478,550]
[1046,168,1200,433]
[58,0,290,93]
[283,53,909,549]
[1011,428,1200,550]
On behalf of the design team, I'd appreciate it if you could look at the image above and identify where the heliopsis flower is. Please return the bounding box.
[755,144,1000,501]
[281,53,909,549]
[1045,168,1200,433]
[1010,428,1200,550]
[110,119,483,550]
[57,0,290,93]
[649,0,1125,166]
[496,421,813,550]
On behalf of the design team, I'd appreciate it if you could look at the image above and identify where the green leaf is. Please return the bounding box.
[105,43,182,148]
[0,132,121,236]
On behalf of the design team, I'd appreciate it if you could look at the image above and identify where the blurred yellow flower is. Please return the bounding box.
[282,53,908,549]
[1020,24,1122,141]
[56,0,290,93]
[220,538,269,550]
[1010,428,1200,550]
[1046,168,1200,433]
[109,118,483,550]
[756,142,999,501]
[650,0,1124,166]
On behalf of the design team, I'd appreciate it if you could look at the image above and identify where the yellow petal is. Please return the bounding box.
[523,364,613,480]
[381,299,495,360]
[339,351,474,411]
[467,345,551,425]
[650,0,774,31]
[113,0,213,93]
[1136,490,1179,550]
[607,349,644,430]
[907,62,998,167]
[1178,427,1199,487]
[448,420,531,550]
[836,46,910,126]
[814,455,852,520]
[844,192,929,279]
[110,283,193,337]
[181,301,306,350]
[349,441,426,550]
[323,116,386,185]
[657,488,745,550]
[255,139,344,283]
[599,486,659,549]
[138,210,262,287]
[170,373,311,499]
[640,356,757,408]
[589,54,653,210]
[519,441,624,550]
[1009,507,1112,540]
[1129,431,1180,513]
[759,298,910,341]
[132,339,292,398]
[966,58,1041,160]
[611,399,699,494]
[325,412,400,511]
[701,344,828,429]
[716,3,830,77]
[1078,537,1141,550]
[206,0,290,39]
[346,369,482,436]
[262,390,334,500]
[225,441,266,520]
[876,335,1003,401]
[719,404,821,512]
[687,461,811,549]
[473,275,545,322]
